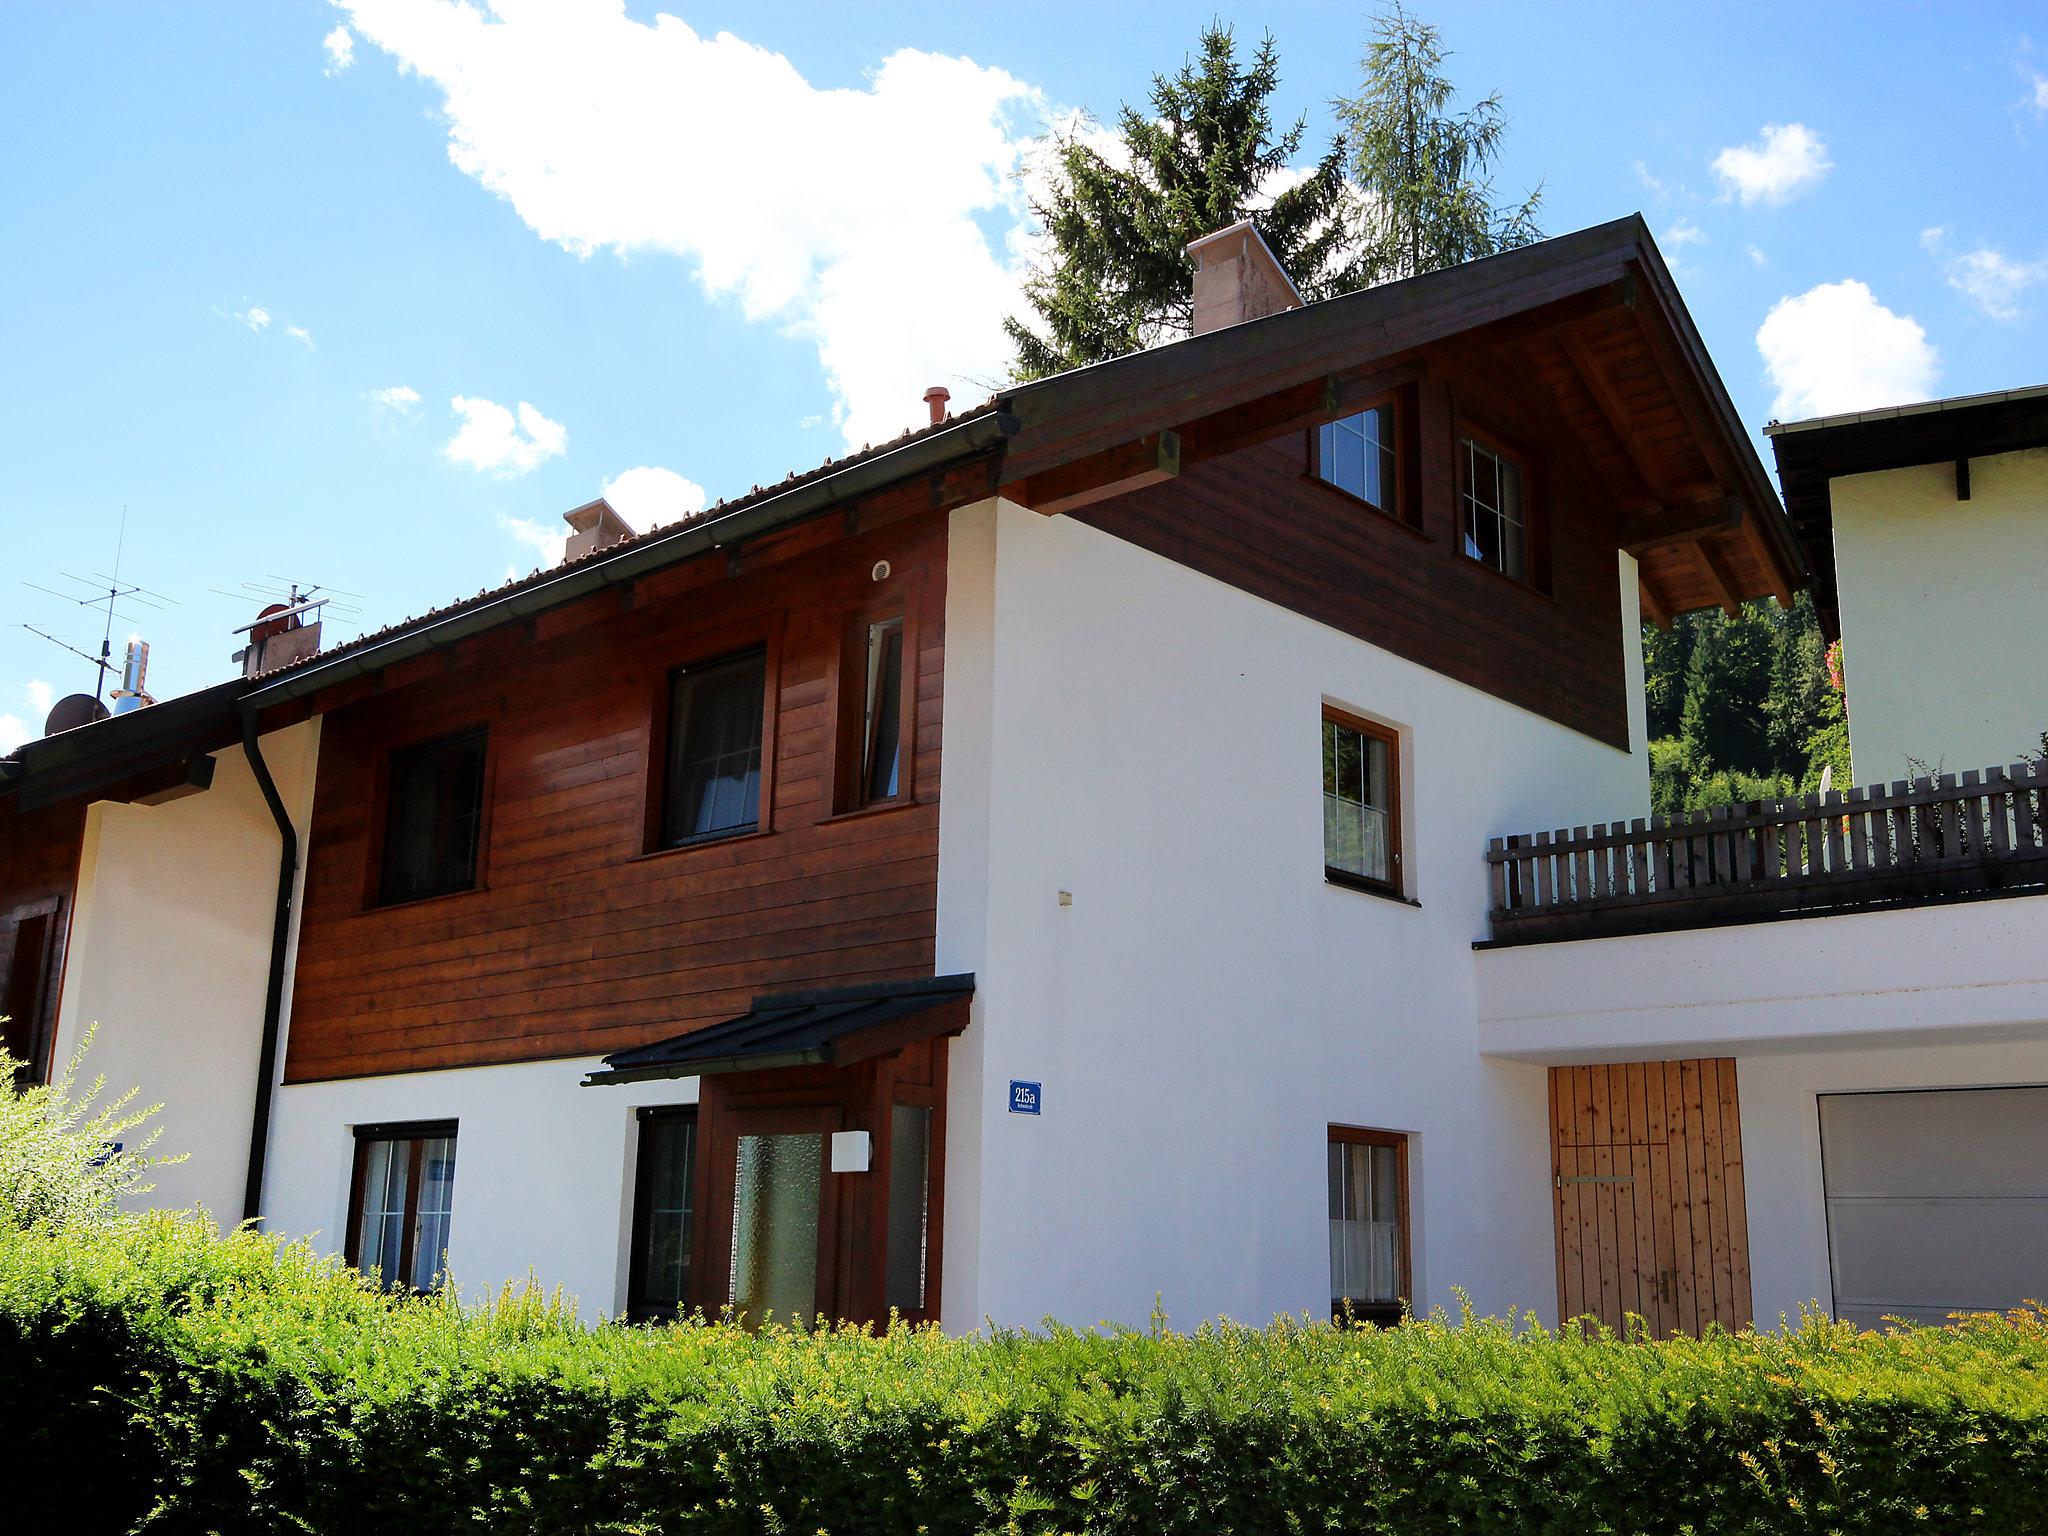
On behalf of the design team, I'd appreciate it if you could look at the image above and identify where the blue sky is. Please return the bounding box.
[3,1,2044,741]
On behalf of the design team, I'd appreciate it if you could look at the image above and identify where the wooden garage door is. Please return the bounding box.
[1549,1060,1752,1337]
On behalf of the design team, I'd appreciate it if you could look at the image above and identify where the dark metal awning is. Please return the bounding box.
[582,973,975,1086]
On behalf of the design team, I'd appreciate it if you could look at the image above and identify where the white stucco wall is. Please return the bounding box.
[51,720,320,1220]
[937,498,1651,1331]
[1831,447,2048,784]
[1474,895,2048,1061]
[1738,1037,2048,1326]
[265,1057,698,1317]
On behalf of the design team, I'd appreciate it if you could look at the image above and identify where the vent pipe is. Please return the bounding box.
[923,385,951,427]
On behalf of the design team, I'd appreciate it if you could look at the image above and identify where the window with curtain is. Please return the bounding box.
[1328,1128,1408,1326]
[347,1122,458,1292]
[1315,402,1397,514]
[860,616,905,805]
[663,649,767,847]
[627,1107,697,1321]
[1323,710,1400,892]
[1458,434,1528,581]
[378,728,487,905]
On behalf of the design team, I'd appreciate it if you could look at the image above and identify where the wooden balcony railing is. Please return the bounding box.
[1487,761,2048,942]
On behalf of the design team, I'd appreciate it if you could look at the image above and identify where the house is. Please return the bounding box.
[4,215,2042,1337]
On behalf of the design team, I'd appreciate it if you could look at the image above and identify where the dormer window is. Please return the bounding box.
[1315,403,1397,515]
[1458,433,1528,582]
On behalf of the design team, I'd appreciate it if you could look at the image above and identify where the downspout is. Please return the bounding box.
[239,708,298,1225]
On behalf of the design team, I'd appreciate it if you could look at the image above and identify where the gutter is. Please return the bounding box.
[237,708,298,1225]
[244,407,1018,712]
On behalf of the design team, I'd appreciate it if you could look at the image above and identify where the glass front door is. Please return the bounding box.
[711,1106,840,1325]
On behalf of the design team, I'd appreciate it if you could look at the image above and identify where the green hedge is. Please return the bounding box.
[4,1216,2047,1534]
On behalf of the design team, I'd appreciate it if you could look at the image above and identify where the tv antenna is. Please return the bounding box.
[18,507,181,702]
[209,576,365,640]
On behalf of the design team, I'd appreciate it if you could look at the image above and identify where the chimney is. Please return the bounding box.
[561,497,637,563]
[1186,219,1302,335]
[922,385,951,427]
[109,640,155,715]
[234,598,324,678]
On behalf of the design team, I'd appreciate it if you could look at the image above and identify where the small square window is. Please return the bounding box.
[1323,711,1401,892]
[1329,1127,1409,1326]
[1459,435,1528,582]
[663,649,767,847]
[1316,403,1398,514]
[348,1122,458,1292]
[378,729,487,905]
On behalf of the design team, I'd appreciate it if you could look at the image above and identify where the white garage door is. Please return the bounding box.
[1821,1087,2048,1328]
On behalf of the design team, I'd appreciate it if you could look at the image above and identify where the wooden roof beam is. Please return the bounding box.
[1474,273,1637,349]
[1694,538,1744,619]
[1011,430,1181,516]
[1559,329,1678,507]
[1618,495,1743,555]
[1638,571,1673,630]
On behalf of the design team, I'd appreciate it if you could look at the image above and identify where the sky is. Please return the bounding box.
[2,1,2045,747]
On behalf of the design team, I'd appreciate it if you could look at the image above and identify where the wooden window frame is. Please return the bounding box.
[1,897,66,1088]
[651,643,776,853]
[364,724,494,910]
[1453,417,1548,592]
[828,589,922,817]
[344,1119,459,1293]
[626,1105,700,1322]
[1322,706,1405,900]
[1327,1124,1412,1325]
[1308,391,1418,529]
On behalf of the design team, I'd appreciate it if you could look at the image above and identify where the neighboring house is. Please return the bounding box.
[3,216,2042,1340]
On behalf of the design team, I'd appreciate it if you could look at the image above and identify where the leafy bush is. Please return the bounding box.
[3,1215,2048,1535]
[0,1022,179,1233]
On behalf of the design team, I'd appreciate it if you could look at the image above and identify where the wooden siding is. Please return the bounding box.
[284,512,948,1082]
[1073,345,1632,746]
[1549,1059,1752,1337]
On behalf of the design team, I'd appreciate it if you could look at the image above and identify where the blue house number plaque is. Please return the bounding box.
[1008,1080,1042,1115]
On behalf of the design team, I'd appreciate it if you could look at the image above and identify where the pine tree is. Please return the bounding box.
[1337,1,1544,283]
[1005,25,1359,380]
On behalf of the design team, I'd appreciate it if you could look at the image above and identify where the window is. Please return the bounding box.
[1323,710,1401,893]
[886,1103,933,1316]
[1329,1127,1409,1326]
[662,649,767,847]
[347,1121,458,1292]
[2,903,60,1088]
[858,615,905,805]
[1315,403,1397,513]
[627,1107,698,1321]
[378,728,487,905]
[1459,434,1528,581]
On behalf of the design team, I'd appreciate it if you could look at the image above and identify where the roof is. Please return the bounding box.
[582,974,975,1085]
[1766,382,2048,635]
[1,678,247,812]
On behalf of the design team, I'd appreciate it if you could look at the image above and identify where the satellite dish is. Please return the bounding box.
[249,602,299,644]
[44,693,110,736]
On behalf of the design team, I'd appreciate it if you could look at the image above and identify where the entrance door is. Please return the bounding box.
[1821,1087,2048,1327]
[705,1105,842,1326]
[1549,1060,1752,1337]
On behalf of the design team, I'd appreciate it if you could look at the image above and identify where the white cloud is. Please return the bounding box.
[1921,227,2047,321]
[366,383,423,423]
[336,0,1042,449]
[2029,69,2048,111]
[1757,280,1939,420]
[284,323,315,348]
[601,465,706,530]
[1713,123,1831,207]
[496,511,566,568]
[1745,244,1768,267]
[323,24,355,73]
[443,395,567,477]
[0,714,26,755]
[233,304,272,332]
[25,679,54,717]
[1664,218,1708,249]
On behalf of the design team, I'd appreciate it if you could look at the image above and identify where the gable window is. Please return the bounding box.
[1323,709,1401,893]
[347,1121,458,1292]
[627,1107,698,1321]
[859,615,906,805]
[1459,434,1527,582]
[378,728,487,905]
[1329,1126,1410,1326]
[663,649,768,847]
[1316,402,1397,514]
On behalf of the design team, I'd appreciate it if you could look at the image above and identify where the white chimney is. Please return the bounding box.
[561,497,637,563]
[110,640,155,715]
[1186,219,1302,335]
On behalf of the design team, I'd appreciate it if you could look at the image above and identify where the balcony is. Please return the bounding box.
[1486,761,2048,945]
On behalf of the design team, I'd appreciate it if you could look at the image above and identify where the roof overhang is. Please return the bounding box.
[0,678,247,813]
[1767,384,2048,637]
[582,974,975,1086]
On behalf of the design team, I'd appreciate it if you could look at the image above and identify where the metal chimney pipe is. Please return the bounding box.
[923,385,951,427]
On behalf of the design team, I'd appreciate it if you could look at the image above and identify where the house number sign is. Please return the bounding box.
[1008,1080,1042,1115]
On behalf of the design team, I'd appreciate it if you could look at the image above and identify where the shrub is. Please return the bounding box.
[0,1022,179,1233]
[3,1216,2048,1534]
